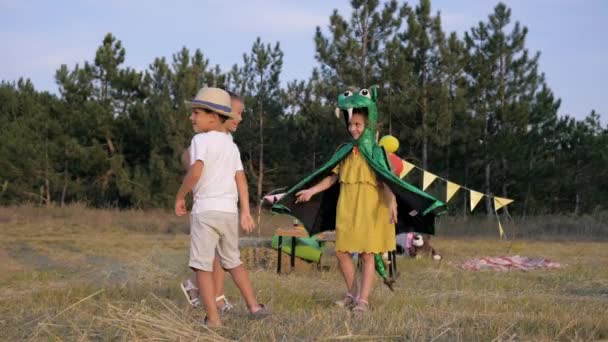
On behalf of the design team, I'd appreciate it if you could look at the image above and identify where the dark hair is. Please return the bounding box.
[352,108,368,116]
[352,108,369,124]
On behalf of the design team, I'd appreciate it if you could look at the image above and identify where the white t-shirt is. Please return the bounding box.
[189,131,243,214]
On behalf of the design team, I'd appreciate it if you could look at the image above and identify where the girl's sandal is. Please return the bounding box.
[180,279,201,308]
[216,295,235,315]
[351,299,369,314]
[334,294,356,309]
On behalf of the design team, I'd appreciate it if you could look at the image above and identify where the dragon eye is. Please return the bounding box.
[343,91,353,97]
[359,89,371,98]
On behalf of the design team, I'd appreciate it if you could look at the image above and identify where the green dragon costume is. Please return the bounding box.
[272,86,446,285]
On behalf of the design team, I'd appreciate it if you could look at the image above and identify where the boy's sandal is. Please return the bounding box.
[180,279,201,308]
[351,299,369,314]
[334,294,356,308]
[216,295,234,315]
[249,304,271,320]
[202,316,222,328]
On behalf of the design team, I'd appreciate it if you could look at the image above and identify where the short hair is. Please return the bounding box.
[225,89,244,102]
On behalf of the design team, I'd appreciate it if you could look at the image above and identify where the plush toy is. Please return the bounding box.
[396,232,442,260]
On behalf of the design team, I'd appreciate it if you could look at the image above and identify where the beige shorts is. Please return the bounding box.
[189,211,242,272]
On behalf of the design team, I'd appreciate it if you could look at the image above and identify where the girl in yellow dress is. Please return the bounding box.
[295,109,397,313]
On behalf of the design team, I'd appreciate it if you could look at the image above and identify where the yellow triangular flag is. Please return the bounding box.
[494,196,514,211]
[498,219,505,239]
[422,171,438,191]
[469,190,484,212]
[400,161,415,178]
[446,181,461,203]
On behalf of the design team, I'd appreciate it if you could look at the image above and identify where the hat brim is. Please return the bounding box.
[184,100,239,120]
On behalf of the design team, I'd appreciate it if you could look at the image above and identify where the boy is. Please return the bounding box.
[180,91,253,313]
[175,87,268,326]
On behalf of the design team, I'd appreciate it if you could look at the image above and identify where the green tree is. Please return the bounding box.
[464,3,542,214]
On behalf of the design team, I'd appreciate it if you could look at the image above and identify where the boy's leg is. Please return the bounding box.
[187,255,227,309]
[226,265,260,311]
[197,270,220,325]
[335,251,357,296]
[189,213,222,325]
[214,211,264,313]
[357,253,375,303]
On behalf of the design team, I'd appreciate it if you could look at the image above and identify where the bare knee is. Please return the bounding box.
[360,253,374,264]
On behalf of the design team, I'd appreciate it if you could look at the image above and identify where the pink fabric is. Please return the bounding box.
[461,255,561,271]
[263,193,285,205]
[405,232,414,250]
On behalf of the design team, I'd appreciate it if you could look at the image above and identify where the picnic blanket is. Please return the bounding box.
[461,255,561,271]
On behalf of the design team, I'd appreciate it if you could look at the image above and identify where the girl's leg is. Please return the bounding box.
[335,251,357,296]
[357,252,375,304]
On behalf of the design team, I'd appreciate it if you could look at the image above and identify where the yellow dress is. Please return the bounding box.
[333,148,396,253]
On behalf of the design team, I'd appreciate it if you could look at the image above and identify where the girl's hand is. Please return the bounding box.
[295,189,315,203]
[389,202,398,224]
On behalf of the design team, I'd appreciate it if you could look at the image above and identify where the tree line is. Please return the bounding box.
[1,0,606,217]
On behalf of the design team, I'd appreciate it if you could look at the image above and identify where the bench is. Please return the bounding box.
[275,226,309,274]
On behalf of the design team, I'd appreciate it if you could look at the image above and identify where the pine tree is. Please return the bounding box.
[464,3,542,214]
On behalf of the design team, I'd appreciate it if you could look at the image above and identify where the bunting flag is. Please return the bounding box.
[469,190,484,212]
[498,219,505,238]
[494,209,507,239]
[400,160,415,178]
[446,181,460,203]
[422,171,438,191]
[379,141,516,238]
[494,196,514,211]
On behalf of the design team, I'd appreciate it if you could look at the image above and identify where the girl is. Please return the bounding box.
[295,109,397,312]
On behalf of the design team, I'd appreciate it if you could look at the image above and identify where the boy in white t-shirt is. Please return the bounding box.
[175,87,269,327]
[179,91,253,314]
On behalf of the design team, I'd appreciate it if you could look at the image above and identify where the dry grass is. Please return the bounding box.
[1,205,607,341]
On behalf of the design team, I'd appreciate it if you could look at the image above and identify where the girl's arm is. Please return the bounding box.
[382,183,398,224]
[235,170,255,233]
[181,147,190,171]
[295,174,339,203]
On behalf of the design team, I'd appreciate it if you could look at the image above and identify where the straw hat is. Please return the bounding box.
[184,87,238,119]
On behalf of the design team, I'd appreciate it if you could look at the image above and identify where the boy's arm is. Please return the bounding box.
[295,174,338,203]
[175,160,203,216]
[235,170,255,233]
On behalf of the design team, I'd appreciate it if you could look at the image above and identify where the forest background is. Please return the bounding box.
[2,0,607,228]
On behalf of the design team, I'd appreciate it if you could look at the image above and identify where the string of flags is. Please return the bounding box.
[390,154,514,239]
[379,135,515,220]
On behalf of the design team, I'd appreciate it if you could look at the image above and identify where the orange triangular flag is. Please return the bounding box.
[422,171,438,191]
[446,181,461,203]
[400,161,415,178]
[470,190,484,212]
[494,197,514,211]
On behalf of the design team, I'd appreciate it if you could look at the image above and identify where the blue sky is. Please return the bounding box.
[1,0,607,123]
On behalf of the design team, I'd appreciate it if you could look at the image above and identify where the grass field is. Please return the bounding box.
[1,205,607,341]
